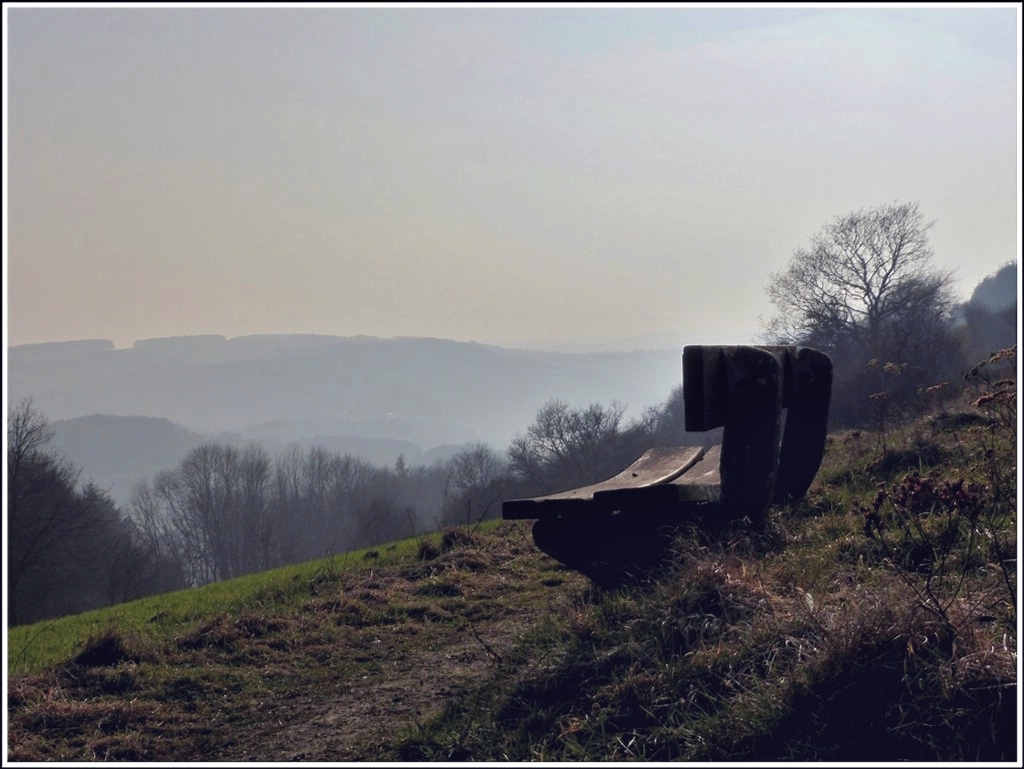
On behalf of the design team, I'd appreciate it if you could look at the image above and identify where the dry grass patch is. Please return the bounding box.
[8,518,584,761]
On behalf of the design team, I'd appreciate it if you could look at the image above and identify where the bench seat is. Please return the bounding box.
[502,445,722,521]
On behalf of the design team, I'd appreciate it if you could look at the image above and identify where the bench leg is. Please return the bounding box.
[532,510,698,588]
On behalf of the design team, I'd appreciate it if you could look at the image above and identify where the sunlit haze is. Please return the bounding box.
[4,4,1021,351]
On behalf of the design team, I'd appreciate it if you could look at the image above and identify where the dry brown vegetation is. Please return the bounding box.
[7,522,585,761]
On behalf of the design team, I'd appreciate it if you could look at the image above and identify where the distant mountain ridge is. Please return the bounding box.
[11,334,689,502]
[9,334,684,444]
[50,415,204,503]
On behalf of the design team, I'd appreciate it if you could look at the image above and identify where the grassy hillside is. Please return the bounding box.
[7,520,585,760]
[387,373,1018,762]
[7,360,1017,761]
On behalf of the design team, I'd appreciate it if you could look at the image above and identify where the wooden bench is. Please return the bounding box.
[502,345,833,585]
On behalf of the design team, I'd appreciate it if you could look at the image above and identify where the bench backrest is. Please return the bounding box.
[682,345,832,516]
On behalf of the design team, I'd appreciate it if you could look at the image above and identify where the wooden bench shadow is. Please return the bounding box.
[502,345,833,587]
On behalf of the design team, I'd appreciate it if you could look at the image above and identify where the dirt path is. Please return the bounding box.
[252,608,542,761]
[221,524,582,761]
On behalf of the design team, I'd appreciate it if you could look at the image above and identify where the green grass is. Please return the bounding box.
[7,529,455,676]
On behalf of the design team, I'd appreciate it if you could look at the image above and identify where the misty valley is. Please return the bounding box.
[10,334,690,504]
[7,334,702,625]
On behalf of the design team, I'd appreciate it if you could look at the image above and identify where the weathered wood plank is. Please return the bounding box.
[667,443,722,501]
[501,445,706,519]
[593,444,723,511]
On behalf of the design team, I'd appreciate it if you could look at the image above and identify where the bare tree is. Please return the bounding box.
[763,201,960,425]
[447,443,505,496]
[126,481,187,594]
[179,444,238,581]
[764,202,951,350]
[508,400,629,493]
[303,445,335,551]
[136,443,279,584]
[353,494,409,549]
[325,453,377,549]
[148,466,211,586]
[442,443,508,526]
[237,443,274,573]
[271,445,308,562]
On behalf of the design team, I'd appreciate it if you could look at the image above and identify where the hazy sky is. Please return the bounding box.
[4,4,1021,351]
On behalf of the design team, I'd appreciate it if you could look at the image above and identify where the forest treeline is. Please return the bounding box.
[6,202,1017,626]
[6,388,694,626]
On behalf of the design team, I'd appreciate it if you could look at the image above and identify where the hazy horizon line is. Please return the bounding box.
[6,328,765,355]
